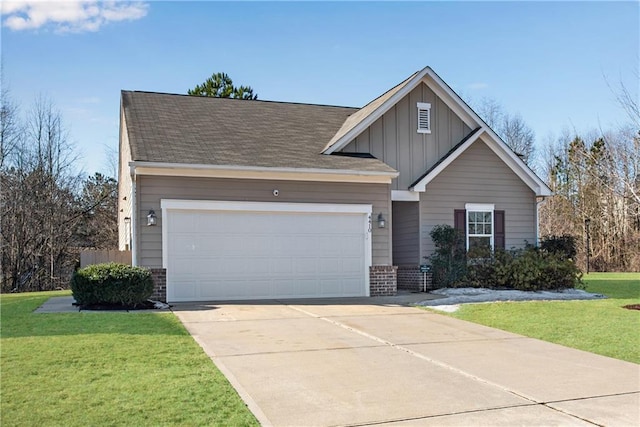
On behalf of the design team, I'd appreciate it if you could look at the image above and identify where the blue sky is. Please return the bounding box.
[2,1,638,175]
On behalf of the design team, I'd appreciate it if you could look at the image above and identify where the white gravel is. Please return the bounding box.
[419,287,606,312]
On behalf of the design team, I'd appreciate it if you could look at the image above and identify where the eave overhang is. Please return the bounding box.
[129,161,398,184]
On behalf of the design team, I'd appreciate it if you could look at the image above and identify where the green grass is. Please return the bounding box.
[1,291,258,426]
[443,272,640,363]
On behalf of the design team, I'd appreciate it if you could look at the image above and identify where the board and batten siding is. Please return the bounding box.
[340,83,472,191]
[135,176,392,268]
[420,138,536,258]
[392,202,420,265]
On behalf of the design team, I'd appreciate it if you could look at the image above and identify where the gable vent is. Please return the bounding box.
[417,102,431,134]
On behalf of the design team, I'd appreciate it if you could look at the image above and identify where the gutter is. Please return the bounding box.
[129,161,398,177]
[129,161,398,185]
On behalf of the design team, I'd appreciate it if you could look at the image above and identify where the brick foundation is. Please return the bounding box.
[397,265,433,292]
[369,265,397,296]
[149,268,167,302]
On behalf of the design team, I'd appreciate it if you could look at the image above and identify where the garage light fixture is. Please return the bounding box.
[377,213,386,228]
[147,210,157,226]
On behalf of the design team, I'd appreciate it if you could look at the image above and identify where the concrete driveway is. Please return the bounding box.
[173,297,640,427]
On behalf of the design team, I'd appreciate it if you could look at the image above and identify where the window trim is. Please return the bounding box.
[465,203,495,251]
[417,102,431,134]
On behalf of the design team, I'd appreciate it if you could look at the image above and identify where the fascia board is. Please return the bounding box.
[479,135,552,196]
[130,161,398,184]
[323,68,432,154]
[424,69,552,196]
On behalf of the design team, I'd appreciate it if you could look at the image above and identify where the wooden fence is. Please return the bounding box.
[80,250,132,267]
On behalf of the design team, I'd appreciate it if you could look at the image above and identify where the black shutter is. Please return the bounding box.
[454,210,466,235]
[454,209,466,250]
[494,210,505,249]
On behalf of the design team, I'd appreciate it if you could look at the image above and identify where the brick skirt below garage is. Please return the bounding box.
[149,268,167,302]
[369,265,397,296]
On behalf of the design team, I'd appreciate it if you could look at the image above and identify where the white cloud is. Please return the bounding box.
[1,1,149,33]
[467,82,489,90]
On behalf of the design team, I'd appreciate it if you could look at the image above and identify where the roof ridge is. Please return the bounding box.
[121,90,359,110]
[355,69,421,112]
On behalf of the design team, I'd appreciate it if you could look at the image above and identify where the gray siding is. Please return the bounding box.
[420,138,536,258]
[136,176,392,268]
[392,202,420,265]
[341,83,472,190]
[118,113,133,251]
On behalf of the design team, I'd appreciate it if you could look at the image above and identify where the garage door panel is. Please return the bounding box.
[165,206,369,302]
[169,258,195,275]
[341,278,362,294]
[272,279,296,295]
[173,281,197,299]
[272,258,293,274]
[318,258,341,273]
[171,213,199,233]
[339,236,363,256]
[294,258,318,275]
[342,258,364,274]
[320,279,342,294]
[243,235,272,256]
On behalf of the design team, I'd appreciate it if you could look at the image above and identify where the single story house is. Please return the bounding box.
[118,66,551,303]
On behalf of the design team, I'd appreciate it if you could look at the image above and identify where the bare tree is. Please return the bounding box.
[502,113,535,165]
[474,97,503,130]
[1,96,83,291]
[470,97,536,166]
[0,87,20,169]
[539,128,640,272]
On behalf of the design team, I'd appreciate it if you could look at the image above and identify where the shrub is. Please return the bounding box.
[466,245,583,291]
[429,224,467,287]
[540,235,577,259]
[428,224,583,291]
[71,263,154,307]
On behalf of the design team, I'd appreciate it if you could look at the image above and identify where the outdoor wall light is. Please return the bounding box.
[147,210,157,226]
[377,213,386,228]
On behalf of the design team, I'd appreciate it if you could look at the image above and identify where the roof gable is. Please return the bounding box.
[323,66,551,196]
[410,129,551,196]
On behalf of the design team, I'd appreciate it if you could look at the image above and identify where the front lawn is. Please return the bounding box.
[444,272,640,364]
[0,291,258,426]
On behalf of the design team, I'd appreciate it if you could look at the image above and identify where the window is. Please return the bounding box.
[468,210,493,251]
[417,102,431,133]
[454,205,505,253]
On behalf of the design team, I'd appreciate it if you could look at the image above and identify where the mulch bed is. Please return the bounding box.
[622,304,640,311]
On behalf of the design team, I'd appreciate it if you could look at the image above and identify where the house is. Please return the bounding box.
[118,66,551,303]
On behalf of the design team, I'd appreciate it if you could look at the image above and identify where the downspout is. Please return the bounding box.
[129,163,138,266]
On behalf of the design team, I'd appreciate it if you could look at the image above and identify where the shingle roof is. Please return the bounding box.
[322,71,419,152]
[122,91,397,174]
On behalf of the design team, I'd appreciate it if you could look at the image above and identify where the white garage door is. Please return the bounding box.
[162,200,371,302]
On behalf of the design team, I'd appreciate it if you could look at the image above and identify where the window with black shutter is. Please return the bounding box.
[454,206,505,251]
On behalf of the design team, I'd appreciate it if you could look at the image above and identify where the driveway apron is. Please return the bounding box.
[172,299,640,427]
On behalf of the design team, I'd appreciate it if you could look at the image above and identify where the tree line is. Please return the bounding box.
[538,127,639,271]
[0,91,117,292]
[471,84,639,272]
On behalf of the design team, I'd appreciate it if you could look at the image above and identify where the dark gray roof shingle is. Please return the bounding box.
[122,91,397,174]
